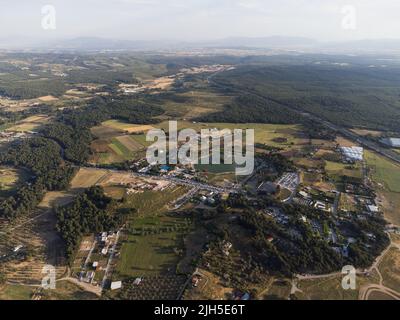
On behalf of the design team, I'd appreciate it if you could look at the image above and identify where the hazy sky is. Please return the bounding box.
[1,0,400,42]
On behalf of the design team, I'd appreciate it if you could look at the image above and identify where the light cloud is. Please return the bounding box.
[0,0,399,42]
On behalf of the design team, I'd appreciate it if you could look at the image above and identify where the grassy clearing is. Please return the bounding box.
[294,158,324,170]
[122,186,189,217]
[154,121,303,149]
[0,284,34,300]
[103,185,126,200]
[379,247,400,293]
[161,90,231,119]
[116,135,144,151]
[296,274,374,300]
[365,151,400,224]
[43,280,98,300]
[91,125,123,139]
[109,138,133,158]
[380,190,400,225]
[300,171,322,185]
[365,150,400,193]
[0,166,30,199]
[103,120,154,133]
[195,163,236,174]
[262,279,291,300]
[69,168,110,189]
[6,115,50,132]
[325,161,363,180]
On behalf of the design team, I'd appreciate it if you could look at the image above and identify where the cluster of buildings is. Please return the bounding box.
[79,231,118,285]
[264,207,289,225]
[137,162,197,180]
[221,240,233,256]
[126,181,167,194]
[99,231,117,256]
[199,191,218,205]
[294,188,336,213]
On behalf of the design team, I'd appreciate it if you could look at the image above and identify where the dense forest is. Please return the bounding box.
[56,186,126,263]
[213,65,400,132]
[0,78,66,99]
[197,95,297,124]
[0,138,76,218]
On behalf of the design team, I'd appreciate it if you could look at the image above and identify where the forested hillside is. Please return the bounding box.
[213,64,400,132]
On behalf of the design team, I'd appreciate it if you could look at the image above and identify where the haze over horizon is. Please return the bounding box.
[1,0,400,46]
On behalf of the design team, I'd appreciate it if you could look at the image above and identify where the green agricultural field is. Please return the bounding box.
[116,214,193,278]
[379,247,400,293]
[195,163,236,174]
[365,150,400,193]
[130,134,153,148]
[91,134,148,165]
[325,161,363,180]
[109,138,134,159]
[115,186,191,278]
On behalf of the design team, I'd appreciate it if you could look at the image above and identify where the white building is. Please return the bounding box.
[381,138,400,148]
[367,205,379,213]
[111,281,122,290]
[340,146,364,162]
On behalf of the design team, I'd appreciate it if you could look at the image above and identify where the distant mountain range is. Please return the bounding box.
[1,36,400,54]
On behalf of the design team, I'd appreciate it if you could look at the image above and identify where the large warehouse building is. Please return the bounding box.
[381,138,400,148]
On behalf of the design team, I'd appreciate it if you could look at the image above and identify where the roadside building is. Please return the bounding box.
[111,281,122,290]
[381,137,400,148]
